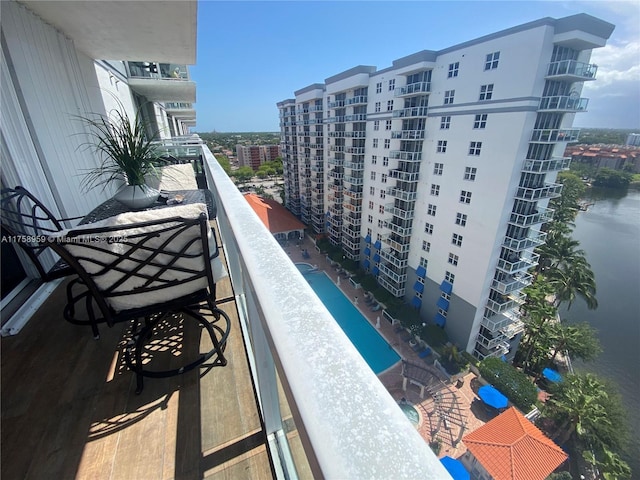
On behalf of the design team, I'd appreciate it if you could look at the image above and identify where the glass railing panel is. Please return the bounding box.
[538,96,589,112]
[546,60,597,80]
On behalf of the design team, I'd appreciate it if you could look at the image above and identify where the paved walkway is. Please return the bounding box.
[285,235,489,459]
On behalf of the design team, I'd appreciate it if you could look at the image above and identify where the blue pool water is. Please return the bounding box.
[297,264,401,374]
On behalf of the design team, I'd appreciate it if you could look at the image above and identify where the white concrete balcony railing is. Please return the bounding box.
[491,272,533,295]
[546,60,597,81]
[502,230,547,251]
[485,291,526,315]
[496,253,540,274]
[126,62,195,102]
[515,182,562,201]
[538,95,589,112]
[327,157,344,166]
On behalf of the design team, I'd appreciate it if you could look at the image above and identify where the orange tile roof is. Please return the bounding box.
[243,193,306,234]
[462,407,567,480]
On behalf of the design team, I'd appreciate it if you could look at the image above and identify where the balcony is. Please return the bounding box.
[386,222,413,237]
[343,175,364,185]
[491,272,533,295]
[486,291,526,315]
[391,130,425,140]
[164,102,196,118]
[538,95,589,112]
[347,95,368,105]
[394,82,431,96]
[509,206,554,227]
[345,146,365,154]
[389,151,422,161]
[328,99,345,108]
[126,62,196,102]
[496,253,540,274]
[389,170,419,182]
[515,182,562,201]
[344,160,364,171]
[380,249,408,269]
[392,107,428,118]
[530,128,580,143]
[343,189,363,199]
[345,114,367,122]
[386,187,417,201]
[521,157,571,173]
[344,131,367,138]
[327,157,344,166]
[546,60,597,81]
[385,203,415,220]
[382,234,411,254]
[377,274,406,298]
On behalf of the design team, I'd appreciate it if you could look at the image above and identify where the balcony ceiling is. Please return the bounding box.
[19,1,196,63]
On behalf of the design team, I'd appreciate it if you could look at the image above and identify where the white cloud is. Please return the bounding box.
[585,41,640,89]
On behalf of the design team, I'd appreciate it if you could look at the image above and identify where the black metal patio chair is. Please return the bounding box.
[0,186,104,338]
[45,206,230,393]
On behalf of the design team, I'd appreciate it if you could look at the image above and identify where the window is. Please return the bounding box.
[448,62,459,78]
[448,253,459,266]
[464,167,477,181]
[384,139,390,149]
[422,241,431,252]
[387,100,394,111]
[368,214,373,223]
[431,184,440,196]
[373,138,379,148]
[372,155,377,164]
[376,82,382,93]
[377,219,385,228]
[388,79,395,90]
[420,257,428,268]
[474,114,488,129]
[374,120,380,131]
[440,116,451,129]
[456,213,467,226]
[452,233,463,247]
[441,292,451,301]
[375,102,381,113]
[485,51,500,70]
[460,190,472,204]
[434,163,444,175]
[383,156,389,166]
[444,90,455,104]
[381,173,388,183]
[416,291,423,299]
[469,141,482,156]
[380,189,386,199]
[445,271,456,283]
[379,205,385,214]
[427,204,437,216]
[370,186,375,195]
[385,120,392,130]
[370,172,376,181]
[437,140,447,153]
[368,200,374,209]
[425,222,434,235]
[438,308,448,318]
[479,84,494,101]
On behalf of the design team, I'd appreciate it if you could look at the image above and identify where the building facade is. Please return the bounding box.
[277,14,614,360]
[236,145,282,170]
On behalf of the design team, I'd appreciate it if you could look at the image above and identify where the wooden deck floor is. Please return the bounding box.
[1,272,276,479]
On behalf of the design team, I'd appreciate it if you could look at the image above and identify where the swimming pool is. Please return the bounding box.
[297,264,401,374]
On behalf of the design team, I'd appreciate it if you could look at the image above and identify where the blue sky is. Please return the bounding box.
[192,1,640,132]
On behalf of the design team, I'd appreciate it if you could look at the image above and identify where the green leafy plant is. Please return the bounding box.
[76,106,160,192]
[479,357,538,411]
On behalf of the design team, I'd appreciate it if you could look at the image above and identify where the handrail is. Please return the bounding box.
[201,144,450,479]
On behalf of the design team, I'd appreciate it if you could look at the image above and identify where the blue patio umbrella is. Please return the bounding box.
[478,385,508,409]
[543,367,563,383]
[440,456,470,480]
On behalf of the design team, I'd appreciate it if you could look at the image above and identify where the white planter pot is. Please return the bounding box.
[113,184,159,209]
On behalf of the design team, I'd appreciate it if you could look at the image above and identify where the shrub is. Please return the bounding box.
[479,357,538,411]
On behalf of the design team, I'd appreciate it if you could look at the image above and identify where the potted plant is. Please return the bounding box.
[78,105,161,209]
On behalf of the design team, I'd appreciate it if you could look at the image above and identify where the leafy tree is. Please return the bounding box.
[546,322,601,367]
[549,171,585,226]
[537,231,585,272]
[593,167,633,188]
[232,166,254,185]
[215,154,232,176]
[547,472,572,480]
[546,257,597,310]
[478,357,538,411]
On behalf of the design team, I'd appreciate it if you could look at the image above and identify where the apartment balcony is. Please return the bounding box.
[502,232,547,252]
[394,82,431,97]
[327,157,344,166]
[328,131,347,138]
[345,146,366,154]
[515,182,562,201]
[330,145,345,152]
[343,213,362,226]
[164,102,196,118]
[538,95,589,112]
[310,164,324,173]
[521,157,571,173]
[392,107,428,118]
[344,131,367,138]
[126,62,196,102]
[481,314,512,333]
[476,331,508,350]
[377,274,406,298]
[343,175,364,185]
[496,253,540,275]
[346,95,368,105]
[391,130,425,140]
[385,203,415,220]
[327,182,343,193]
[326,116,346,123]
[343,189,363,200]
[491,272,533,295]
[386,187,417,201]
[486,291,526,315]
[389,151,422,161]
[345,114,367,122]
[344,160,364,171]
[389,170,419,182]
[546,60,597,81]
[382,234,411,254]
[509,206,554,227]
[386,222,413,237]
[530,128,580,143]
[328,99,346,108]
[328,170,344,180]
[343,199,362,213]
[380,249,408,269]
[501,319,525,339]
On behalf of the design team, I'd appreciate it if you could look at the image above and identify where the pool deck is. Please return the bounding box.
[286,236,489,460]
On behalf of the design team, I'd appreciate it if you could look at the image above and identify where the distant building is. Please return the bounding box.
[567,144,640,173]
[626,133,640,146]
[462,407,568,480]
[243,193,305,241]
[236,145,281,170]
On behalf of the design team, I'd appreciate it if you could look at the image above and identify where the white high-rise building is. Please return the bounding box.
[278,13,614,360]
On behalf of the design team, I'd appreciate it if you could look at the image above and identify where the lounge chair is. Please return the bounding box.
[371,303,382,312]
[419,348,432,358]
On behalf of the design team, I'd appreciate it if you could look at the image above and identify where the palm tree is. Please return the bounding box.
[544,373,610,446]
[547,257,598,310]
[547,322,600,367]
